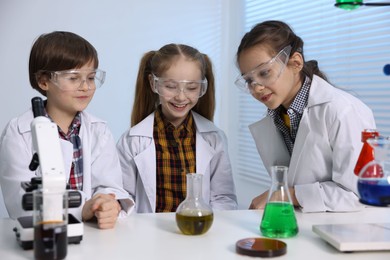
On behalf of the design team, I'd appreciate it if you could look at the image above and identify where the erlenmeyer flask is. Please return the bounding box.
[260,166,298,238]
[175,173,213,235]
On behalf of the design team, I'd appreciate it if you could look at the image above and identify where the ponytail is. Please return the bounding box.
[302,60,328,82]
[131,51,159,126]
[192,54,215,121]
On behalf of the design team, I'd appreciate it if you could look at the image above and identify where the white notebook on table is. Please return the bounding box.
[312,223,390,252]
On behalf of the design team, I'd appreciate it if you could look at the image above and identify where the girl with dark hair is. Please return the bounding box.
[236,20,376,212]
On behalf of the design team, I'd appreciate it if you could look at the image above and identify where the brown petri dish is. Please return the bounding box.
[236,237,287,257]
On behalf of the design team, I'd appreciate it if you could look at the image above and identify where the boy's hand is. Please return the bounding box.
[82,193,121,229]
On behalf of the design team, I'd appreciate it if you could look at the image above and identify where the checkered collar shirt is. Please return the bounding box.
[45,110,84,190]
[268,76,311,155]
[153,107,196,212]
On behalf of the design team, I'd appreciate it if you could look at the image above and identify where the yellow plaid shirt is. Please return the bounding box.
[153,107,196,212]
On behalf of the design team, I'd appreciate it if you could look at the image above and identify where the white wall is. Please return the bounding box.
[0,0,250,217]
[0,0,231,139]
[218,1,264,209]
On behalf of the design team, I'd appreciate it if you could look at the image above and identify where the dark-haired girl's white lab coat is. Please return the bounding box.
[249,76,376,213]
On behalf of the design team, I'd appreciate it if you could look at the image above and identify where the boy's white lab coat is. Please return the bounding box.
[249,76,376,213]
[117,111,237,213]
[0,109,134,220]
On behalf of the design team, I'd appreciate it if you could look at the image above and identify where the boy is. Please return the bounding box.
[0,31,133,228]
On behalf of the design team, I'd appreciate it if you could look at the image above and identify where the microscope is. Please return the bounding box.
[13,97,84,250]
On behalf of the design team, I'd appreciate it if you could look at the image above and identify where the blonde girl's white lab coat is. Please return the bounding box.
[116,111,238,213]
[249,76,376,213]
[0,109,134,220]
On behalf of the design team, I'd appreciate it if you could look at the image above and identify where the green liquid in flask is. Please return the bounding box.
[260,202,298,238]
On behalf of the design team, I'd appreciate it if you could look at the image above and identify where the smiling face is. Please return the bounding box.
[238,45,302,110]
[153,56,202,127]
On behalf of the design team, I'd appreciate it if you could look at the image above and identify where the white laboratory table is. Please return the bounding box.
[0,207,389,259]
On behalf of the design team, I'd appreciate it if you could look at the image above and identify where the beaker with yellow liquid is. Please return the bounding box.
[175,173,213,235]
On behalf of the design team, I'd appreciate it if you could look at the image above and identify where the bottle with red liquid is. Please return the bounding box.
[354,129,382,178]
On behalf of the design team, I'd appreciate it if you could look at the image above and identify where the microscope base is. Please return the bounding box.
[13,214,83,250]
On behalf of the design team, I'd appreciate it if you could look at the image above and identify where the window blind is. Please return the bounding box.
[237,0,390,183]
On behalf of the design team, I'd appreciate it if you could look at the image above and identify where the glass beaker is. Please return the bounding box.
[358,136,390,206]
[260,166,298,238]
[33,189,68,260]
[175,173,213,235]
